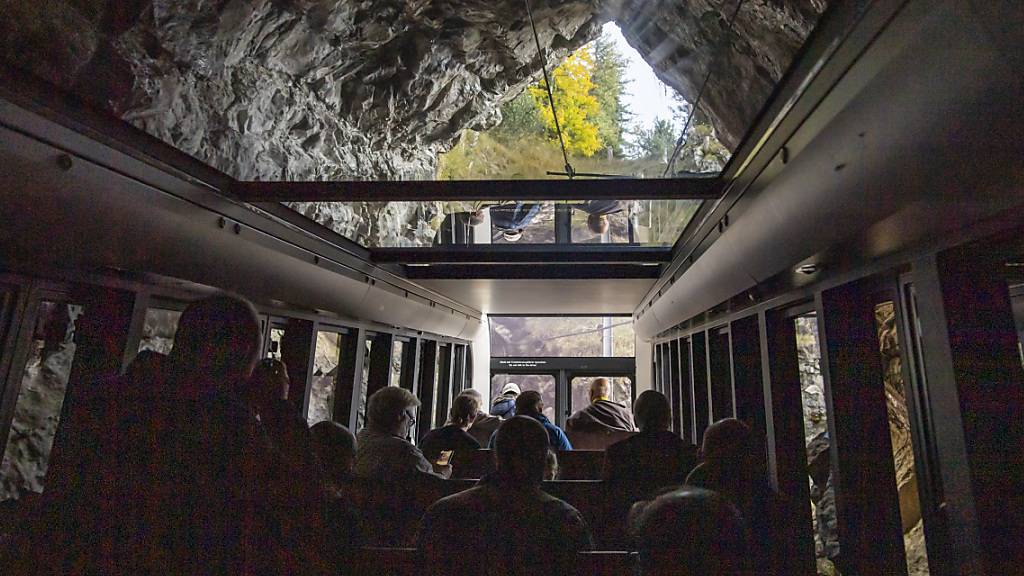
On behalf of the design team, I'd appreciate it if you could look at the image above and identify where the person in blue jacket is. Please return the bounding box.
[490,382,519,418]
[489,390,572,451]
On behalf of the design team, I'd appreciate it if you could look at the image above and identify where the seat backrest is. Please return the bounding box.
[451,449,494,479]
[352,547,419,576]
[556,450,607,480]
[576,551,637,576]
[566,428,636,451]
[351,547,637,576]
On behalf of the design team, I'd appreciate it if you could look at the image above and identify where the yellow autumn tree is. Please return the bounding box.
[529,47,603,157]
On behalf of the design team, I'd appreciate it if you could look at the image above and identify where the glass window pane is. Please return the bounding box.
[1,301,84,500]
[266,327,285,360]
[490,316,634,357]
[356,338,373,430]
[571,376,633,415]
[390,340,404,387]
[138,308,181,354]
[490,374,556,422]
[284,199,701,249]
[874,301,931,575]
[794,313,842,575]
[308,331,342,425]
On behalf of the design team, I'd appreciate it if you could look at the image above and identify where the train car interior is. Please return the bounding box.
[0,0,1022,574]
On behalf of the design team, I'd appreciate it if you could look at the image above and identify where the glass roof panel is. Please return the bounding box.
[2,1,829,183]
[284,199,701,249]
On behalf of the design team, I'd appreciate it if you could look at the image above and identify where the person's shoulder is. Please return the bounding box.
[428,484,487,515]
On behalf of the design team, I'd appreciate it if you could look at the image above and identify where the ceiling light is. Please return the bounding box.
[796,263,820,275]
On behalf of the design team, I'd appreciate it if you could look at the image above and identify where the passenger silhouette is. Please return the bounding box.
[310,420,357,489]
[686,418,784,574]
[309,420,364,572]
[23,293,331,575]
[354,386,450,479]
[247,358,314,464]
[566,377,635,433]
[630,486,748,575]
[488,390,572,451]
[419,393,482,463]
[604,390,696,490]
[419,416,593,576]
[459,389,503,446]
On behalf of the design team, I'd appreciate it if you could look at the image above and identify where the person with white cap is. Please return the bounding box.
[490,382,520,418]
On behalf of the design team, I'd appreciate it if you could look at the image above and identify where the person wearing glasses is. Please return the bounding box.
[353,386,450,479]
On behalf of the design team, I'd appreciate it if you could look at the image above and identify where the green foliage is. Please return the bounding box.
[529,48,602,157]
[631,118,677,162]
[590,33,631,158]
[494,91,545,141]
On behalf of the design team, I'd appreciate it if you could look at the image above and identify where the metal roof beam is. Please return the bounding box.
[229,176,722,202]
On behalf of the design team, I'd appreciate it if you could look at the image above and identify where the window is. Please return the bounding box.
[266,327,285,360]
[490,373,556,422]
[308,330,342,425]
[570,376,633,415]
[490,316,634,357]
[390,340,405,387]
[356,337,373,430]
[793,312,843,575]
[874,301,931,575]
[1,300,84,501]
[138,307,182,354]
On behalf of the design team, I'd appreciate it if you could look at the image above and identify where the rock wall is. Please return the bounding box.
[2,0,825,180]
[610,0,828,149]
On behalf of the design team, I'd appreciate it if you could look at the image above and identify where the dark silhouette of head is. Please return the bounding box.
[634,390,672,432]
[366,386,420,437]
[168,293,261,392]
[469,210,486,226]
[514,390,544,417]
[449,394,480,429]
[248,358,290,411]
[587,213,610,235]
[632,487,747,575]
[310,420,357,486]
[493,416,549,484]
[701,418,753,465]
[124,350,167,384]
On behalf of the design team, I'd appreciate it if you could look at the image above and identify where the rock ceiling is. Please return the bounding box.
[3,0,826,180]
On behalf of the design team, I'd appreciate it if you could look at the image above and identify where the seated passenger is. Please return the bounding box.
[310,420,357,489]
[309,421,364,570]
[354,386,450,479]
[459,389,503,446]
[686,418,782,573]
[545,449,559,481]
[248,358,314,457]
[489,390,572,451]
[419,416,594,576]
[490,382,520,417]
[419,393,482,462]
[604,390,697,489]
[566,377,635,432]
[630,487,748,575]
[27,293,330,574]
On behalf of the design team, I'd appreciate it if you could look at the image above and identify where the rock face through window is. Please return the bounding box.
[0,302,83,501]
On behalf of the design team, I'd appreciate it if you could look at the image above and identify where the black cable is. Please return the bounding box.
[524,0,576,179]
[663,0,747,177]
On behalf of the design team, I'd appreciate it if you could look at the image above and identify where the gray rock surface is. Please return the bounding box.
[2,0,825,180]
